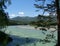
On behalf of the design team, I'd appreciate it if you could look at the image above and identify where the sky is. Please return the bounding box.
[5,0,51,18]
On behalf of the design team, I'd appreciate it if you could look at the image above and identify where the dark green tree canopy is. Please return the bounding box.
[34,0,57,27]
[34,0,56,15]
[0,0,11,10]
[0,0,11,29]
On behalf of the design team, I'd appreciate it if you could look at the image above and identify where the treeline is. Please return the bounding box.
[8,20,29,25]
[8,14,57,27]
[30,15,57,27]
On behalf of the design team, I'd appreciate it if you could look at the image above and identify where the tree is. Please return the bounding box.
[0,0,11,31]
[34,0,59,45]
[0,0,11,9]
[34,0,56,15]
[55,0,60,46]
[0,0,12,46]
[34,0,57,27]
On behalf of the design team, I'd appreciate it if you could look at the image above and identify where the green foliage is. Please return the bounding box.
[0,0,12,46]
[30,14,57,27]
[34,0,56,14]
[34,0,57,45]
[0,0,11,9]
[0,31,12,46]
[0,0,11,30]
[34,0,57,27]
[0,10,9,29]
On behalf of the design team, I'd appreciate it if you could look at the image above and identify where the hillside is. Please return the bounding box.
[10,16,38,24]
[11,16,37,21]
[9,15,57,25]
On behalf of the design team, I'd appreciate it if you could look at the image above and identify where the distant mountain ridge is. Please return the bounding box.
[9,15,57,25]
[10,16,38,24]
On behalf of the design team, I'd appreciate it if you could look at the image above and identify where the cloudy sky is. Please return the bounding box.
[5,0,51,18]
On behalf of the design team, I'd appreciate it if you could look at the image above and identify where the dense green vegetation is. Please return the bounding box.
[9,16,38,25]
[34,0,58,46]
[30,15,57,27]
[0,0,12,46]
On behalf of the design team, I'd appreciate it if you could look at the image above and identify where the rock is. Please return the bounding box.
[39,27,47,31]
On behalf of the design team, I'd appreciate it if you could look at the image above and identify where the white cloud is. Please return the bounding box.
[9,14,16,18]
[18,12,24,15]
[18,12,25,17]
[9,12,25,18]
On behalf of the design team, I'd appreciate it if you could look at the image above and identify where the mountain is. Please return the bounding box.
[10,16,38,24]
[9,15,57,25]
[11,16,37,21]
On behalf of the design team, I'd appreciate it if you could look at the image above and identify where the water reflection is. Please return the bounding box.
[7,35,40,46]
[7,34,57,46]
